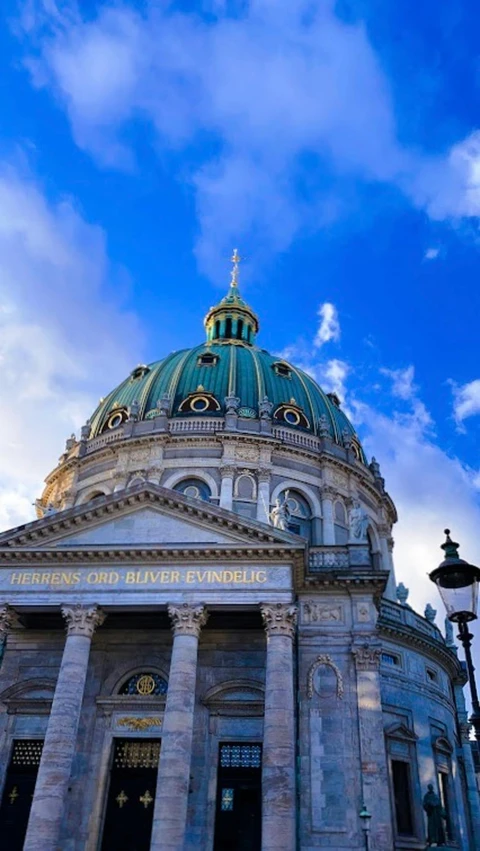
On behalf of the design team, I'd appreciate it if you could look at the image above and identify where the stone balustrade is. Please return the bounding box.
[379,598,445,645]
[308,546,350,570]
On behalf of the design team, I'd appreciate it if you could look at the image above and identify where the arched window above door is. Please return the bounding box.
[119,673,167,696]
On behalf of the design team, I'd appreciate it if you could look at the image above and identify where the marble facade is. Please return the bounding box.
[0,486,478,850]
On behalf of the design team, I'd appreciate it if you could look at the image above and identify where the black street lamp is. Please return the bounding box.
[359,803,371,850]
[429,530,480,741]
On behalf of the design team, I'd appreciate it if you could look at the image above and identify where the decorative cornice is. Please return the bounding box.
[43,424,395,520]
[62,604,106,638]
[352,643,382,671]
[168,603,208,637]
[378,620,464,682]
[307,654,344,699]
[1,484,301,550]
[0,544,304,566]
[261,603,297,639]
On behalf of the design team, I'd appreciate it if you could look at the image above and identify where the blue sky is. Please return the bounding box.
[0,0,480,645]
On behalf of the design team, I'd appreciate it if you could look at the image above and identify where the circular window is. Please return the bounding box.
[184,485,201,499]
[107,411,124,429]
[284,408,300,425]
[136,674,156,695]
[190,396,210,412]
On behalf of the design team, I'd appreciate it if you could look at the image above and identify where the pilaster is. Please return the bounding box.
[352,640,393,851]
[261,603,297,851]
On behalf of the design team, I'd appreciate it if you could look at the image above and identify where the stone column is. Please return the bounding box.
[23,604,105,851]
[150,603,208,851]
[219,465,234,510]
[257,469,271,524]
[261,603,297,851]
[352,642,393,851]
[320,486,335,545]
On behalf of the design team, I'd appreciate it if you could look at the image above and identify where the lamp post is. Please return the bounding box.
[359,803,371,851]
[429,530,480,741]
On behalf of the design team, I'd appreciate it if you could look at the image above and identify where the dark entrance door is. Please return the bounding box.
[214,742,262,851]
[101,738,160,851]
[0,739,44,851]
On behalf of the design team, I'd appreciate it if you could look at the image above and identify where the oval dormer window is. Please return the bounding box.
[178,389,221,414]
[273,403,309,429]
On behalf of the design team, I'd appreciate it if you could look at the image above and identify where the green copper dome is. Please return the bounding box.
[88,258,366,463]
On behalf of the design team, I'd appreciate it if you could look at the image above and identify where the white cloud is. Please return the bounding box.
[0,161,142,530]
[424,247,439,260]
[451,378,480,426]
[17,1,480,277]
[381,365,417,400]
[314,302,341,348]
[280,317,480,658]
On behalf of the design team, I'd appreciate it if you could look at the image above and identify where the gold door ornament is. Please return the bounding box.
[136,675,156,695]
[116,790,128,809]
[8,786,19,804]
[139,790,153,809]
[117,717,162,731]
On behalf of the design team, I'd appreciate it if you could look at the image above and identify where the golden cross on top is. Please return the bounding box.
[230,248,241,287]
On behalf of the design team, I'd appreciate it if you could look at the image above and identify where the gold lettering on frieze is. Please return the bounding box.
[7,567,270,588]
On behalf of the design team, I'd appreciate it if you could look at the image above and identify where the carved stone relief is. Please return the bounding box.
[302,602,344,625]
[307,655,344,699]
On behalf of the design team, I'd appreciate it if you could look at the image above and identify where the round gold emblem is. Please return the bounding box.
[136,675,156,695]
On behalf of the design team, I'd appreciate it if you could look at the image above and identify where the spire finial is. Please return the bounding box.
[441,528,460,559]
[230,248,241,288]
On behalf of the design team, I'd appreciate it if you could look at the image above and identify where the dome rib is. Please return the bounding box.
[288,364,319,436]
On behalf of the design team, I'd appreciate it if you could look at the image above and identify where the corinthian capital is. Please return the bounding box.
[220,465,236,479]
[261,603,297,639]
[168,604,208,637]
[61,604,106,638]
[352,643,381,671]
[0,604,21,639]
[320,485,337,499]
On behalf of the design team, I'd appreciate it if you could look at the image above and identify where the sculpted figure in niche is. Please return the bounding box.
[269,492,291,530]
[349,500,369,541]
[423,784,447,846]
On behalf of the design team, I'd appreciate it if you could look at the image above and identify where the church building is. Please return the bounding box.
[0,256,479,851]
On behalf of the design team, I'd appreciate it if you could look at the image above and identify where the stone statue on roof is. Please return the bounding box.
[269,492,291,531]
[349,501,369,541]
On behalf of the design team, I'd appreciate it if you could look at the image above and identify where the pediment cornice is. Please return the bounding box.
[0,483,304,551]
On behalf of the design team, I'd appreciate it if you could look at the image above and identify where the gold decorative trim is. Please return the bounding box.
[117,716,162,731]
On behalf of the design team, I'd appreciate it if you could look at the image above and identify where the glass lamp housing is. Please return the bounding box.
[429,535,480,622]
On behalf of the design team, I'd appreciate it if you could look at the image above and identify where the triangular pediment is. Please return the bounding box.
[384,722,418,742]
[0,484,302,551]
